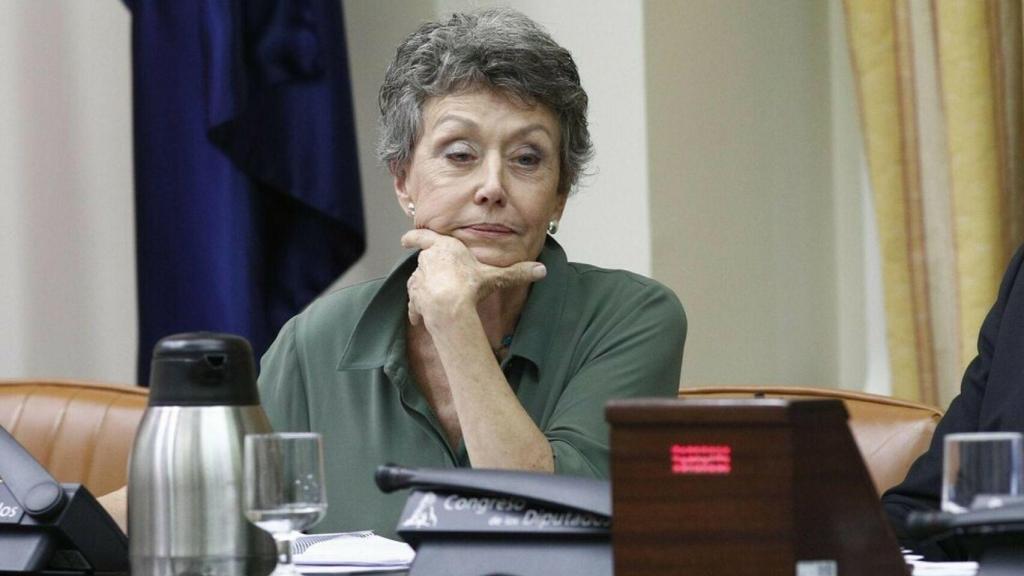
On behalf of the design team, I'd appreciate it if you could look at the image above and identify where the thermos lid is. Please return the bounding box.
[148,332,261,406]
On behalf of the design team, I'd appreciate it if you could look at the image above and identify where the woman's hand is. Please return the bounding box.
[400,229,555,472]
[401,229,547,328]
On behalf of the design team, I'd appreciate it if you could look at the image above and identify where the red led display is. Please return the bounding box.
[670,444,732,475]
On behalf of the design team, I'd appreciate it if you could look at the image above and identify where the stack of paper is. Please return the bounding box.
[908,560,978,576]
[293,531,415,574]
[903,550,978,576]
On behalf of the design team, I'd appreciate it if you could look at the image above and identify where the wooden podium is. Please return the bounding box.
[606,399,908,576]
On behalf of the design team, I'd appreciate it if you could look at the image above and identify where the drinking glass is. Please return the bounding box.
[942,431,1023,513]
[244,432,327,575]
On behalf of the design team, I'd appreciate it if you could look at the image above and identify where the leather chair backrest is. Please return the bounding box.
[0,379,148,498]
[0,380,939,499]
[679,386,943,495]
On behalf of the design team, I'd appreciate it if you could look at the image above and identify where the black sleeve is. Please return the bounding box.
[881,244,1024,560]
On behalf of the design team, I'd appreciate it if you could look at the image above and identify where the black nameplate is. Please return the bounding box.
[0,481,25,524]
[397,489,610,538]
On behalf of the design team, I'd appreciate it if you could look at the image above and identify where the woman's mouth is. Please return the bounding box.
[462,224,515,237]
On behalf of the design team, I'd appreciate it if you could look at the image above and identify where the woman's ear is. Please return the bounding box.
[392,163,414,217]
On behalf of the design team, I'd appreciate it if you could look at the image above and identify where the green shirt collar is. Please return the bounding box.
[336,236,569,373]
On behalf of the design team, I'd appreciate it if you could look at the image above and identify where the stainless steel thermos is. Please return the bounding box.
[129,333,276,575]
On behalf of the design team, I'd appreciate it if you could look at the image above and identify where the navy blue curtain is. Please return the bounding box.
[127,0,364,385]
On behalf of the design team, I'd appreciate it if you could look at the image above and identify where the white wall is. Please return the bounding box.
[0,2,136,384]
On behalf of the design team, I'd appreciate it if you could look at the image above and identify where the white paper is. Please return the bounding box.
[901,547,977,576]
[293,532,414,569]
[299,565,407,574]
[908,561,978,576]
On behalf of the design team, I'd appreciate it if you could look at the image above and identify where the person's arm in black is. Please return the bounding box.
[881,245,1024,560]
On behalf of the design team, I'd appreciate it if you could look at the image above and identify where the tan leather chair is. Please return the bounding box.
[679,386,943,495]
[0,379,148,498]
[0,379,939,499]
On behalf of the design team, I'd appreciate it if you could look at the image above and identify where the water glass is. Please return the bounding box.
[244,432,327,574]
[942,431,1023,513]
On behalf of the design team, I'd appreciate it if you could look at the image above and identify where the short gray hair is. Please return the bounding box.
[377,8,593,195]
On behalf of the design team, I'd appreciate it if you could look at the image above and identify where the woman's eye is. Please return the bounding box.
[443,144,475,164]
[514,153,541,167]
[447,152,473,163]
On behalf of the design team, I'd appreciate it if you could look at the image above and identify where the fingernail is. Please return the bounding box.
[532,264,547,280]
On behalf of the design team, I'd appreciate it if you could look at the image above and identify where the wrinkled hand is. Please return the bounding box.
[401,229,547,328]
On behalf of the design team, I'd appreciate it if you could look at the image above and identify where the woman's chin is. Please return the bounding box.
[469,246,523,268]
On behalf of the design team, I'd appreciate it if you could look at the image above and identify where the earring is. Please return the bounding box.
[547,220,559,235]
[408,202,416,218]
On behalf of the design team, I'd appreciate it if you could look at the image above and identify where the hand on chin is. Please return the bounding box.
[401,228,545,329]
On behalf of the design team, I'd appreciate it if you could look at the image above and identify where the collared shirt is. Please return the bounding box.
[258,238,686,537]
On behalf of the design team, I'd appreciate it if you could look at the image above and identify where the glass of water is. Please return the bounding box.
[942,431,1023,513]
[244,432,327,574]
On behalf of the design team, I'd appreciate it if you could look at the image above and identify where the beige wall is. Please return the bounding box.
[646,0,861,388]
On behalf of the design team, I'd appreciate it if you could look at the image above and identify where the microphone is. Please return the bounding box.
[0,425,65,519]
[375,464,417,493]
[374,464,611,517]
[906,501,1024,539]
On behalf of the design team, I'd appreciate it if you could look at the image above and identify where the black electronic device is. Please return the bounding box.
[908,500,1024,576]
[375,465,611,576]
[0,424,128,574]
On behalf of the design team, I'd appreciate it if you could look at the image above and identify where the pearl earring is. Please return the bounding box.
[408,203,415,218]
[547,220,559,235]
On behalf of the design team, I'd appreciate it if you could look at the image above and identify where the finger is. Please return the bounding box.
[401,228,444,250]
[408,298,422,326]
[484,262,547,291]
[406,272,423,325]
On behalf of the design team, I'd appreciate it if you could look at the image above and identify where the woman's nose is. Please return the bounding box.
[474,156,507,206]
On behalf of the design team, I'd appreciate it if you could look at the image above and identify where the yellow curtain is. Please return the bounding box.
[844,0,1024,406]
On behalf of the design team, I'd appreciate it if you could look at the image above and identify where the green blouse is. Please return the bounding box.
[257,238,686,537]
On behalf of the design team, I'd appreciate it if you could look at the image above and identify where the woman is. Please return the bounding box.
[258,8,686,536]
